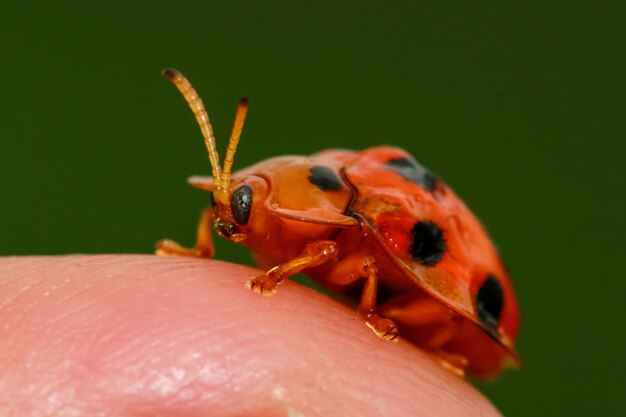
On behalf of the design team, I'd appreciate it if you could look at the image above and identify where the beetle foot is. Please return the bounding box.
[155,239,205,258]
[245,275,279,296]
[431,351,468,377]
[365,316,400,342]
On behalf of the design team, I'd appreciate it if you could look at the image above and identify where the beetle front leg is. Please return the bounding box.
[246,240,338,296]
[156,207,215,258]
[326,254,399,342]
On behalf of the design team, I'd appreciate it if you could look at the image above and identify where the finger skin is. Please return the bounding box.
[0,255,502,417]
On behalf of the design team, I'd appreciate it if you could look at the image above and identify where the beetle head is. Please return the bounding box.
[164,68,271,243]
[213,174,273,242]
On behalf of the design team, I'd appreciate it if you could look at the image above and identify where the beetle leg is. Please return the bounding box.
[156,207,215,258]
[378,295,468,375]
[378,295,455,327]
[379,295,461,348]
[325,255,399,342]
[356,258,400,342]
[246,240,338,296]
[432,351,469,377]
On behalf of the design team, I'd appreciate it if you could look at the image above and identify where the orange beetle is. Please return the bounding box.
[157,69,520,378]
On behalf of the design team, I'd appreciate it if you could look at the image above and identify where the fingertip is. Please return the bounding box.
[0,255,502,416]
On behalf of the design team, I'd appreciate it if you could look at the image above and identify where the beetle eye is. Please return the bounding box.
[231,184,253,225]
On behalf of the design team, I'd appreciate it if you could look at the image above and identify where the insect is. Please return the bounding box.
[157,68,520,378]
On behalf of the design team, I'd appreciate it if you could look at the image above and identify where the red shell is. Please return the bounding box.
[313,146,520,374]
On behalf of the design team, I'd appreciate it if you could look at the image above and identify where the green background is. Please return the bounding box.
[1,1,624,415]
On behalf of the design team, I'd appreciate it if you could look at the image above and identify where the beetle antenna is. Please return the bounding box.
[219,97,248,196]
[163,68,222,186]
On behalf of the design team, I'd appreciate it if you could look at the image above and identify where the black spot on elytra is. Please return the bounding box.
[410,221,446,266]
[231,184,253,225]
[308,165,343,191]
[476,274,504,333]
[384,156,437,191]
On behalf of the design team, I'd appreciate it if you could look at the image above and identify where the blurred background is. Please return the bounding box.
[1,1,623,415]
